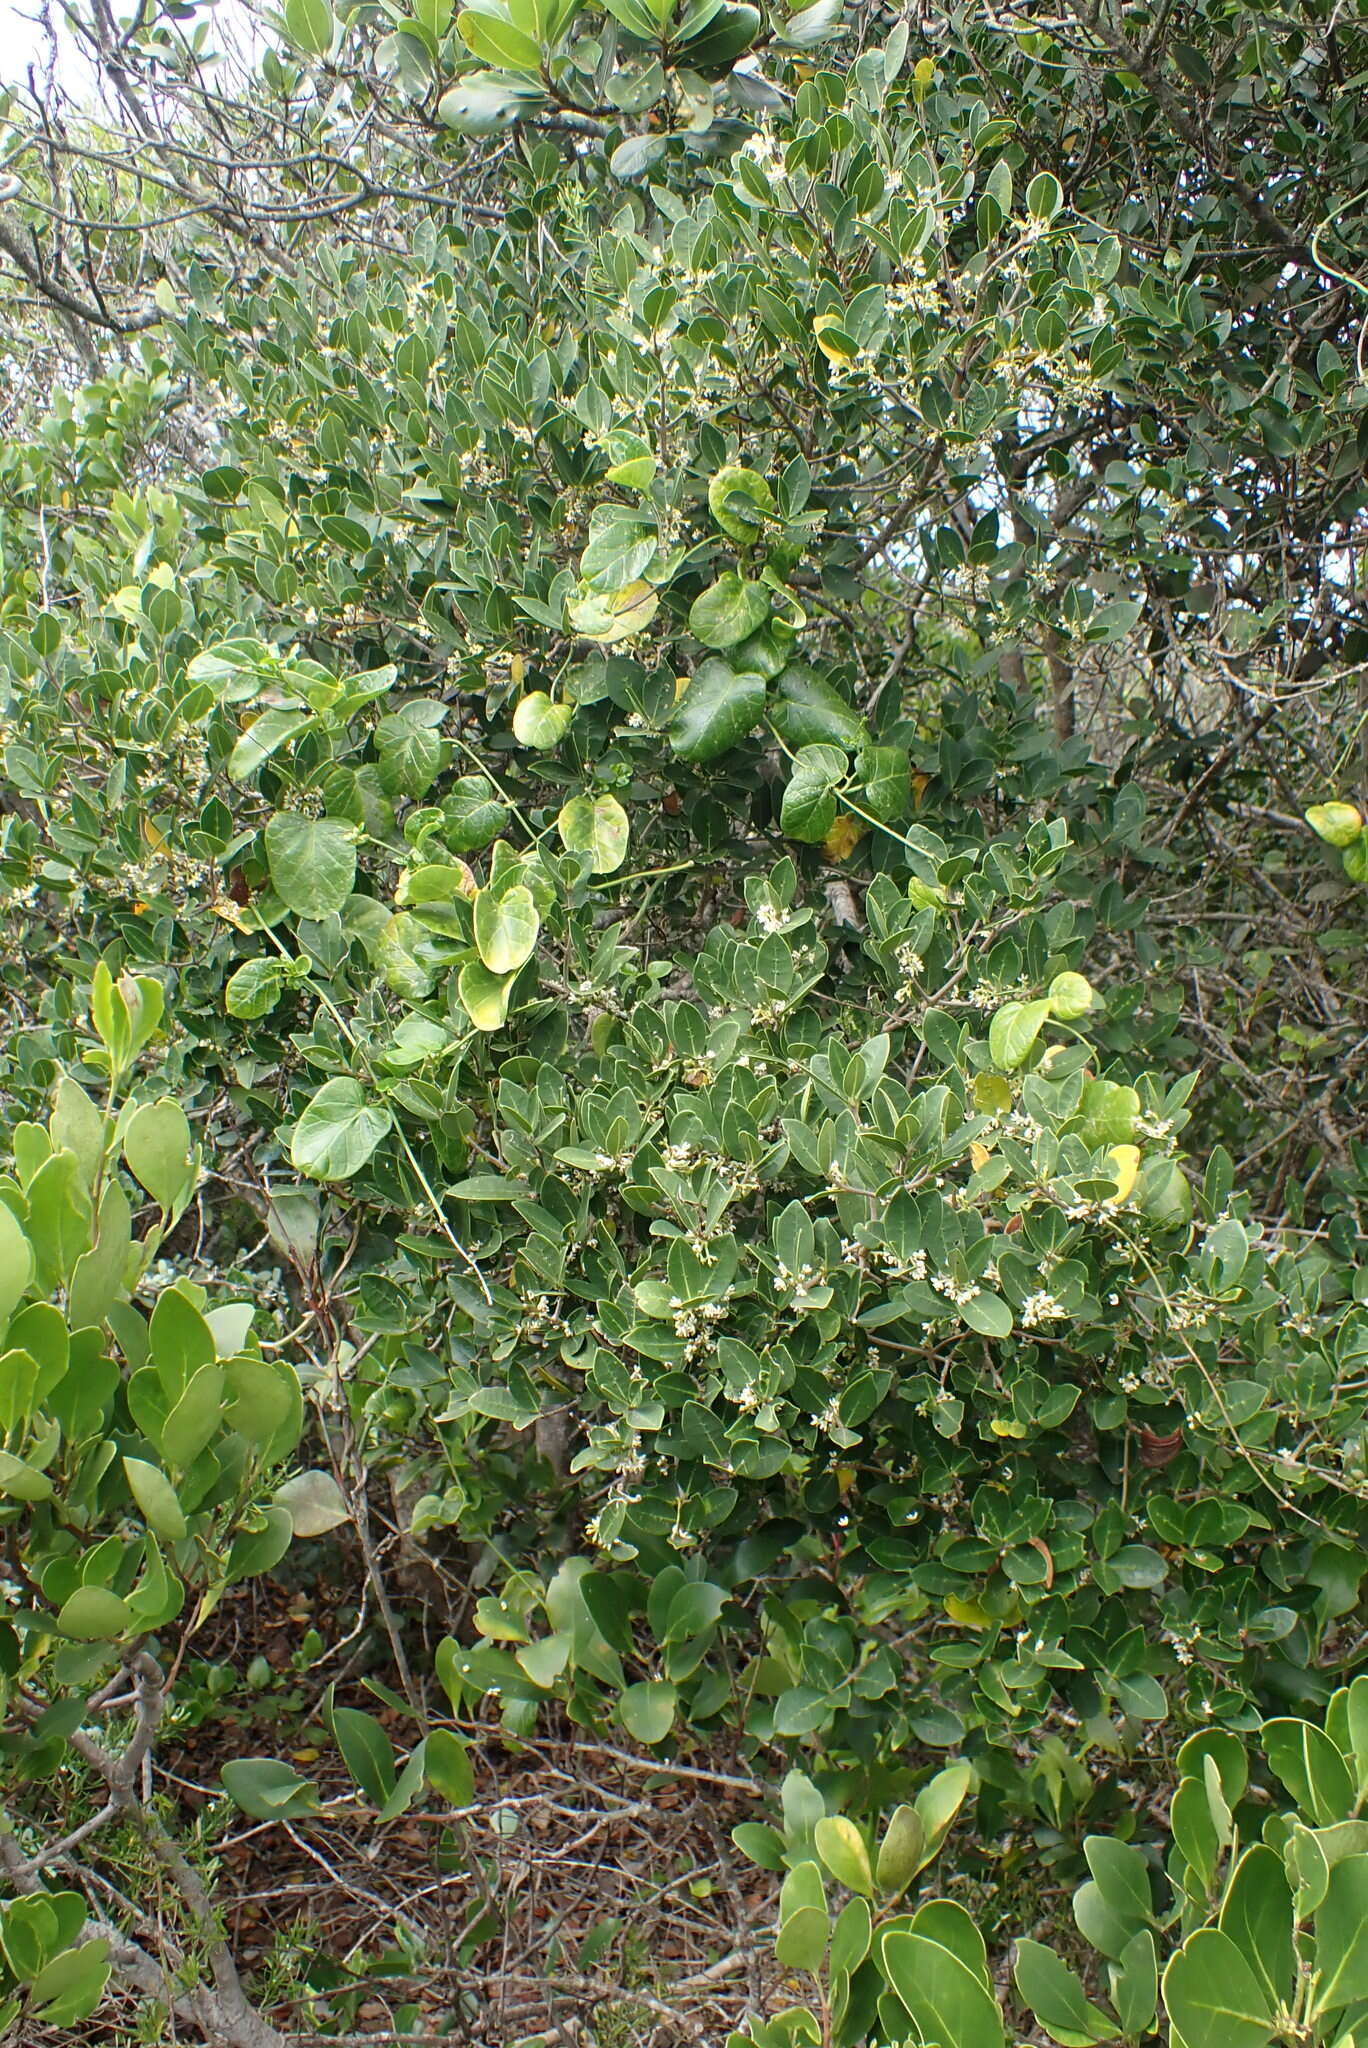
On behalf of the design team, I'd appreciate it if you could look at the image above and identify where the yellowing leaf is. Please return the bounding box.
[1107,1143,1141,1205]
[822,812,868,861]
[813,312,856,365]
[969,1142,991,1171]
[944,1594,991,1628]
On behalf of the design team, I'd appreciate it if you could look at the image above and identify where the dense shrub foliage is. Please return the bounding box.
[1,0,1367,2038]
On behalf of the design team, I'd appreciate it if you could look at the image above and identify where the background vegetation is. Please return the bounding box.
[1,0,1367,2039]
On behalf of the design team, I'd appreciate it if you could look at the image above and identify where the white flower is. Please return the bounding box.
[1021,1290,1065,1327]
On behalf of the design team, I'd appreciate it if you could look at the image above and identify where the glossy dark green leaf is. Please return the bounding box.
[668,660,766,762]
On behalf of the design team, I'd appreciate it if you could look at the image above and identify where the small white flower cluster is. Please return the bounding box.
[750,999,790,1028]
[738,124,786,179]
[954,561,997,606]
[887,260,941,318]
[817,1395,845,1435]
[932,1272,982,1308]
[517,1295,572,1349]
[1001,1110,1044,1144]
[670,1292,729,1359]
[585,1484,641,1552]
[879,1245,929,1282]
[754,900,789,936]
[1165,1282,1213,1332]
[662,1140,699,1173]
[592,1148,635,1173]
[1021,1289,1065,1327]
[1134,1111,1174,1141]
[894,939,925,1001]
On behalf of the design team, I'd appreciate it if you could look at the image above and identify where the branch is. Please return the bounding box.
[6,1654,288,2048]
[0,205,159,335]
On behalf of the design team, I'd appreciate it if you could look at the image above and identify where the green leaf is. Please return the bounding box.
[332,1706,397,1806]
[914,1762,974,1860]
[781,772,838,845]
[122,1098,197,1214]
[425,1728,475,1806]
[679,0,759,67]
[122,1457,188,1541]
[26,1939,111,2026]
[1161,1930,1274,2048]
[458,6,542,69]
[375,912,437,1001]
[56,1586,134,1639]
[557,793,630,874]
[988,997,1052,1070]
[436,72,545,133]
[771,664,865,750]
[732,1821,787,1871]
[781,742,847,844]
[776,1865,828,1974]
[458,961,514,1032]
[225,958,285,1018]
[376,720,444,799]
[1012,1940,1113,2047]
[605,432,657,491]
[882,1930,1005,2048]
[290,1079,392,1181]
[668,659,766,762]
[707,464,774,542]
[1306,802,1363,848]
[221,1757,321,1820]
[0,1447,53,1502]
[377,1742,428,1825]
[474,883,540,973]
[160,1363,224,1470]
[1112,1928,1158,2038]
[1083,1836,1152,1923]
[265,812,357,919]
[274,1468,350,1536]
[875,1805,927,1896]
[284,0,334,54]
[1026,170,1063,220]
[1048,970,1095,1020]
[1263,1718,1356,1826]
[444,774,510,850]
[776,0,843,47]
[814,1816,874,1897]
[1218,1845,1294,2014]
[512,693,573,748]
[1313,1854,1368,2016]
[689,572,771,649]
[960,1289,1013,1337]
[0,1205,33,1328]
[619,1680,677,1745]
[50,1076,105,1188]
